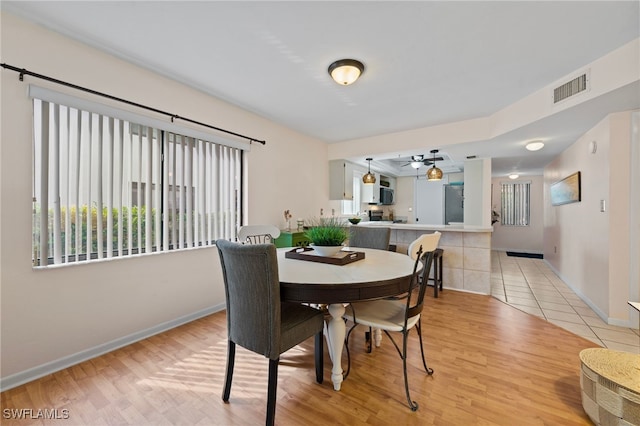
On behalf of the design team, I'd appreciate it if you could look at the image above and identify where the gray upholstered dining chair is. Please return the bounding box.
[343,245,435,411]
[348,226,391,250]
[215,239,324,426]
[237,224,281,244]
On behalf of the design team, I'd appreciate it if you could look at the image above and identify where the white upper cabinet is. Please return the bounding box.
[329,160,355,200]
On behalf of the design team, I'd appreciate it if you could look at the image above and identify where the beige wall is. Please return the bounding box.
[0,13,328,388]
[2,11,638,390]
[544,111,635,326]
[491,175,544,253]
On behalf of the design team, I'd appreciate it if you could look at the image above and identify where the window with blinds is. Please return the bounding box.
[32,98,242,267]
[501,181,531,226]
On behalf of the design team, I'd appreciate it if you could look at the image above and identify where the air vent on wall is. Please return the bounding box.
[553,70,589,104]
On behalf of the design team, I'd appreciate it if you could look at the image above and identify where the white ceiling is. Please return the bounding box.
[3,1,639,177]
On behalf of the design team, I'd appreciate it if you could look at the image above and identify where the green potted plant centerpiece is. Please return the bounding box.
[304,217,348,257]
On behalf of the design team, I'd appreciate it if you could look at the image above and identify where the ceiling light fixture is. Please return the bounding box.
[426,149,443,181]
[411,161,422,169]
[328,59,364,85]
[509,174,519,180]
[526,140,545,151]
[363,157,376,184]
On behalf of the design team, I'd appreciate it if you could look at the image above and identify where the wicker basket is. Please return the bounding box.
[579,348,640,425]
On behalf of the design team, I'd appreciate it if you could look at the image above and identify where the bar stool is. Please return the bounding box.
[430,248,444,298]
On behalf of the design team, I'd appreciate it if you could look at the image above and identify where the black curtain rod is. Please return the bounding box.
[1,63,266,145]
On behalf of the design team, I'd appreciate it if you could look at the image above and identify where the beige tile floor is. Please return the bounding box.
[490,251,640,354]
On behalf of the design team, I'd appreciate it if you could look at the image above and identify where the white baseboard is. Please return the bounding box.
[0,303,226,392]
[443,287,490,296]
[543,261,636,328]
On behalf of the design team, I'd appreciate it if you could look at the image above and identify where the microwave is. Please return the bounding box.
[379,187,394,205]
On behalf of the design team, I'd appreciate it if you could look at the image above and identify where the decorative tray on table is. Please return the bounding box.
[284,247,365,266]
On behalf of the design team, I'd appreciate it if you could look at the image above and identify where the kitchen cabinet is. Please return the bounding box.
[361,175,380,204]
[381,176,396,190]
[329,160,355,200]
[274,231,310,248]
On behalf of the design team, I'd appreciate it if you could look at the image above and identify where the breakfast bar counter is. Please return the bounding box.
[356,222,494,295]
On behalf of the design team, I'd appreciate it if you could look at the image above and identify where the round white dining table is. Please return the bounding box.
[277,247,419,391]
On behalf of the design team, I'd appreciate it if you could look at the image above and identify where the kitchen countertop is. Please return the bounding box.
[356,221,494,232]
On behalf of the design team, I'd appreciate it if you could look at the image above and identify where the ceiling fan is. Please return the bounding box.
[396,154,443,169]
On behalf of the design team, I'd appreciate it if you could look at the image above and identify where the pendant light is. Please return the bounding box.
[426,149,443,181]
[363,158,376,185]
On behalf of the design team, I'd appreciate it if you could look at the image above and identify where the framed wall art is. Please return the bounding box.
[551,171,581,206]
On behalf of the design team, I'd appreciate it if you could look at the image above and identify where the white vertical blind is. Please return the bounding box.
[38,101,50,265]
[145,126,153,254]
[96,115,104,259]
[32,98,243,266]
[74,109,82,259]
[64,108,72,262]
[127,124,134,256]
[86,113,93,258]
[501,182,531,226]
[136,129,143,251]
[153,129,162,251]
[116,120,124,257]
[106,117,114,258]
[51,104,62,265]
[185,136,194,248]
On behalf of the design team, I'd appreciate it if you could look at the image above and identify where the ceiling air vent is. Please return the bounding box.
[553,71,589,104]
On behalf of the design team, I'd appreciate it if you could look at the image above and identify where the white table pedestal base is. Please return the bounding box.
[325,303,347,391]
[374,328,382,347]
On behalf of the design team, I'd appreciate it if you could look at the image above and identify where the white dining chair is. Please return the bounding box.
[343,246,435,411]
[408,232,443,297]
[238,225,281,245]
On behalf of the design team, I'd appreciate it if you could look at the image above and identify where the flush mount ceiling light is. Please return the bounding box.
[363,157,376,184]
[526,140,545,151]
[426,149,443,181]
[328,59,364,85]
[509,174,519,180]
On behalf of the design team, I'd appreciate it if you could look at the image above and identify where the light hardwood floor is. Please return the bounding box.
[1,290,598,425]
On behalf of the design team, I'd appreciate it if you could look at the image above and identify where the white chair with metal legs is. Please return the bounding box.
[343,245,435,411]
[238,225,281,245]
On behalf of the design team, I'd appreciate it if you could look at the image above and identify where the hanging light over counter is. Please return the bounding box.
[363,158,376,184]
[426,149,443,181]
